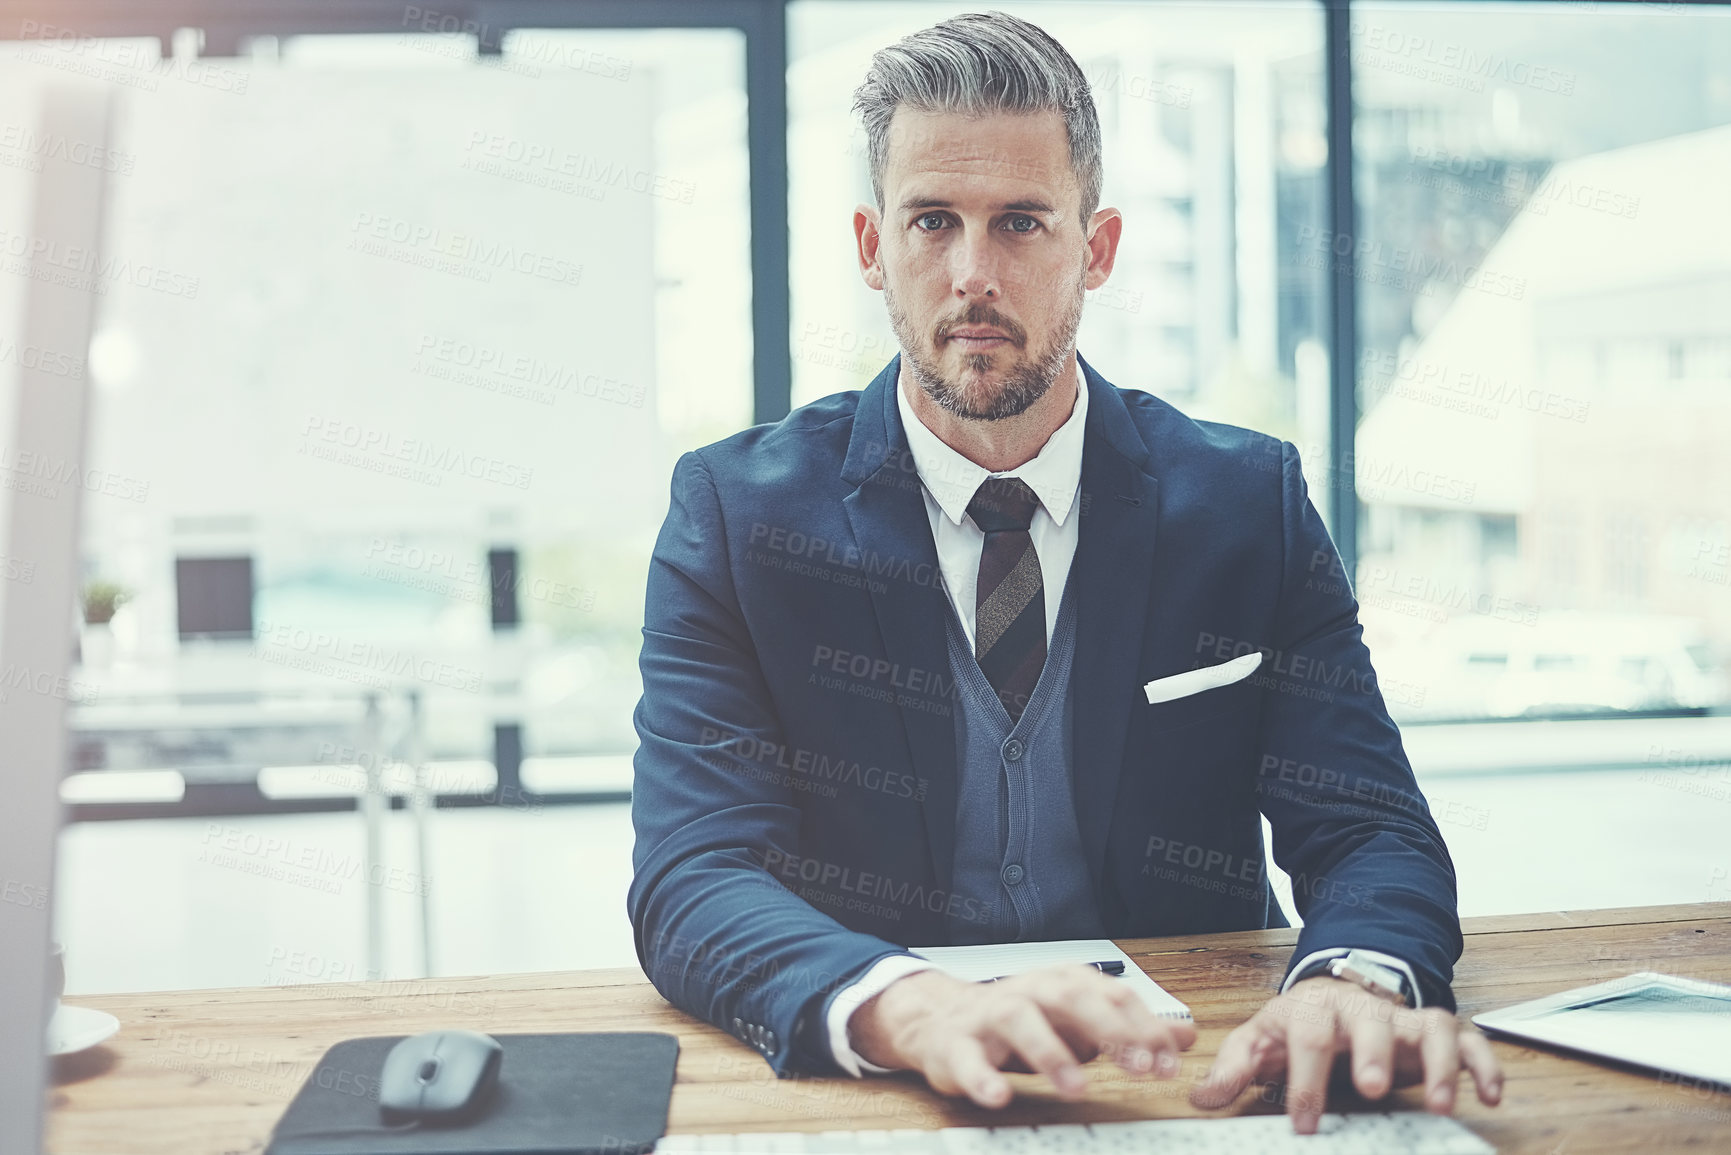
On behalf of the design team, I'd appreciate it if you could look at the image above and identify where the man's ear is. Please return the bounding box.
[1083,207,1124,291]
[855,203,886,291]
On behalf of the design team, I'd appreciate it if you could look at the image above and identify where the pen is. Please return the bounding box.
[982,960,1126,982]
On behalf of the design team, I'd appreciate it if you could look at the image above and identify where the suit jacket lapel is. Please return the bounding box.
[1070,353,1162,897]
[841,355,960,899]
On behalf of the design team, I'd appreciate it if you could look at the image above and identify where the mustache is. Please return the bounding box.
[936,310,1026,345]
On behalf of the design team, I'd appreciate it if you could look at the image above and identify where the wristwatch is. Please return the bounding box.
[1292,949,1412,1007]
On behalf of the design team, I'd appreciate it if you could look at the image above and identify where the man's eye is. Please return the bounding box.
[916,213,947,231]
[1006,215,1039,233]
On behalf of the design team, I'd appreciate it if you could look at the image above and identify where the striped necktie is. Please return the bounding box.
[967,476,1045,724]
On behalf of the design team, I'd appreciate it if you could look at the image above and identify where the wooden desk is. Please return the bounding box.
[45,903,1731,1154]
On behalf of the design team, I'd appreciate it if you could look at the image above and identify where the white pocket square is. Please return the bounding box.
[1143,652,1263,704]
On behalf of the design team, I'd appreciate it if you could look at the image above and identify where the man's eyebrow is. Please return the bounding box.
[896,196,1058,214]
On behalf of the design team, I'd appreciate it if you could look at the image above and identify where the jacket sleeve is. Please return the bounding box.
[1254,440,1463,1011]
[627,449,915,1075]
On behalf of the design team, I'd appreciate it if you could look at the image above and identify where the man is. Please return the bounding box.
[628,9,1502,1135]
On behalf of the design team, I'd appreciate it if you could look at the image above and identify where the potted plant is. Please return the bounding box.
[80,579,131,668]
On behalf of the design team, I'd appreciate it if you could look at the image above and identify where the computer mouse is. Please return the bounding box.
[378,1029,504,1124]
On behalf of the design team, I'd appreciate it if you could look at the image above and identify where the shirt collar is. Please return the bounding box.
[893,358,1088,529]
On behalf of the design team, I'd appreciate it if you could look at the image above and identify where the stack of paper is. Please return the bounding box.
[907,938,1191,1020]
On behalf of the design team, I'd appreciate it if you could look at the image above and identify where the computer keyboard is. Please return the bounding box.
[654,1111,1495,1153]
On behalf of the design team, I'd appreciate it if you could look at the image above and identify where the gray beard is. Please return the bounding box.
[885,266,1085,422]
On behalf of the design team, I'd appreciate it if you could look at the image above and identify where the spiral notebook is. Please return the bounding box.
[908,939,1192,1019]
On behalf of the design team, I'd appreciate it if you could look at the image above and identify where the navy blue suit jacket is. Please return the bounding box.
[628,351,1461,1077]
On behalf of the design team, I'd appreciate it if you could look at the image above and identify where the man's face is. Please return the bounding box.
[856,106,1115,421]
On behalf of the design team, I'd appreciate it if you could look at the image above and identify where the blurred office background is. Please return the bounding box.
[0,0,1727,997]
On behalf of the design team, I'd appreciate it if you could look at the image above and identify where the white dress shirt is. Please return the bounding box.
[896,360,1089,651]
[822,361,1420,1077]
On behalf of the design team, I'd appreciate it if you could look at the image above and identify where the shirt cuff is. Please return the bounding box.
[826,954,941,1076]
[1281,947,1424,1010]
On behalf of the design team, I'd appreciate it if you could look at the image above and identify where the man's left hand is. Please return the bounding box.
[1187,976,1504,1133]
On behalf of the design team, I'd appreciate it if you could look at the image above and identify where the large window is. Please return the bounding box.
[1346,2,1731,917]
[1350,2,1731,726]
[1,19,752,988]
[1,26,750,795]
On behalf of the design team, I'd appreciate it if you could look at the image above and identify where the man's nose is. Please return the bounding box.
[950,228,1002,298]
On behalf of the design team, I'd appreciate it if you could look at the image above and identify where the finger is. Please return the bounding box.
[990,969,1093,1066]
[1458,1027,1504,1106]
[1282,1012,1339,1135]
[1384,1005,1430,1088]
[1188,1016,1271,1110]
[1035,972,1122,1066]
[1343,996,1395,1099]
[1040,964,1199,1058]
[987,996,1089,1100]
[1418,1009,1461,1114]
[1103,983,1203,1064]
[1046,984,1130,1071]
[1042,974,1189,1077]
[935,1034,1013,1109]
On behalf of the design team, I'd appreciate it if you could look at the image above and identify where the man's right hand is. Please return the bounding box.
[847,965,1198,1107]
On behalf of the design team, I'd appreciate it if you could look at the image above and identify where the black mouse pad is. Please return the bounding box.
[265,1033,679,1155]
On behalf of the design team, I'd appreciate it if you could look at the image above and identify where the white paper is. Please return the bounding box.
[908,938,1192,1019]
[1528,979,1731,1081]
[1476,972,1731,1087]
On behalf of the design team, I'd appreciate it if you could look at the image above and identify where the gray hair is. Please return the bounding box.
[851,10,1102,230]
